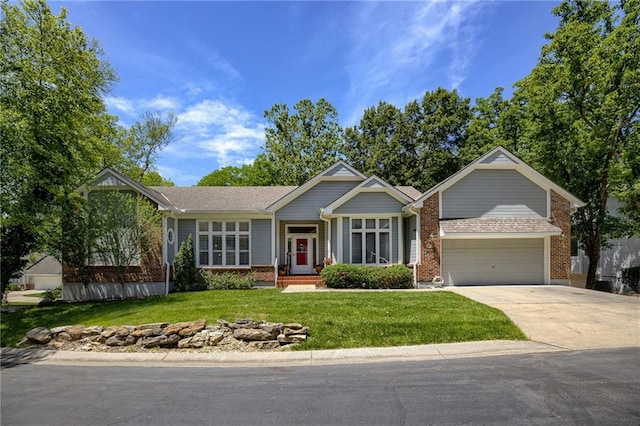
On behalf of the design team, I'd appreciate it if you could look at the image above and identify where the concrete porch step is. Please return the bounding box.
[277,275,324,288]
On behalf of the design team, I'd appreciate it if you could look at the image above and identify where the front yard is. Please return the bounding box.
[0,289,526,349]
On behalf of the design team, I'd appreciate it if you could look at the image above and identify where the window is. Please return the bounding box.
[197,220,250,267]
[351,218,390,265]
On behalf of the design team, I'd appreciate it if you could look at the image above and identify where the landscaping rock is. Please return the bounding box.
[233,328,275,341]
[139,322,168,330]
[65,325,86,340]
[163,321,192,335]
[82,326,103,337]
[50,326,70,335]
[19,318,309,353]
[142,334,181,348]
[278,333,307,344]
[26,327,52,344]
[178,319,206,337]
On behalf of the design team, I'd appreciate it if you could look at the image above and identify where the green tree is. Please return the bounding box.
[515,0,640,288]
[461,87,526,165]
[114,111,178,183]
[0,0,117,258]
[173,234,202,291]
[264,98,344,185]
[197,154,278,186]
[343,101,411,186]
[142,171,175,187]
[90,192,162,295]
[0,224,37,299]
[344,88,471,191]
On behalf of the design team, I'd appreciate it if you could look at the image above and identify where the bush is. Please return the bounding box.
[621,266,640,292]
[8,284,20,291]
[321,264,413,289]
[200,271,255,290]
[376,265,414,289]
[321,264,372,289]
[173,234,205,291]
[38,287,62,306]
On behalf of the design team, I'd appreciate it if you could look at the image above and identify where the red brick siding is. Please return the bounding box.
[550,190,571,280]
[63,242,165,283]
[417,193,441,282]
[199,266,275,283]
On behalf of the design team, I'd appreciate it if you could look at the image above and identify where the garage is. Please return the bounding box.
[442,239,544,286]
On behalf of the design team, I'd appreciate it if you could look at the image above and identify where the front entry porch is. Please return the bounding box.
[276,275,324,288]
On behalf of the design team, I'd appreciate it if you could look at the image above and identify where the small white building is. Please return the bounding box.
[18,255,62,290]
[571,198,640,286]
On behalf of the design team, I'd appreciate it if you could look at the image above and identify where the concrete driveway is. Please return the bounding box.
[449,286,640,350]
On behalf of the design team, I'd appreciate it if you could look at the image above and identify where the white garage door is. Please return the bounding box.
[442,239,544,286]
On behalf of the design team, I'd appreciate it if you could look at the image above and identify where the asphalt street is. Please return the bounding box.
[2,347,639,425]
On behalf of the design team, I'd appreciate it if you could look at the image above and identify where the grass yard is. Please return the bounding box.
[0,289,526,349]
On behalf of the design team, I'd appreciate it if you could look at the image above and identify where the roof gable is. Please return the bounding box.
[267,161,365,211]
[323,176,415,215]
[409,146,585,209]
[80,168,174,211]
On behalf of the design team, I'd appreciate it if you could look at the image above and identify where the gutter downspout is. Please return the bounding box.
[319,209,332,263]
[407,206,421,288]
[165,261,170,296]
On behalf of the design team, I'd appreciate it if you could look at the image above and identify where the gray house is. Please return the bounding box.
[64,146,584,297]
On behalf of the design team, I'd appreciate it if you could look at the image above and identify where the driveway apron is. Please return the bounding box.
[449,286,640,350]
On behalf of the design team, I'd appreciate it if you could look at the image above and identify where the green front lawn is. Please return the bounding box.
[0,289,526,349]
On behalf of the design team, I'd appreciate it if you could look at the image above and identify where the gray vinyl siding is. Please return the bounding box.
[324,164,362,178]
[333,192,405,215]
[276,181,360,220]
[167,217,176,264]
[479,151,517,165]
[442,169,547,218]
[93,171,129,187]
[404,215,417,264]
[251,219,272,265]
[177,219,196,260]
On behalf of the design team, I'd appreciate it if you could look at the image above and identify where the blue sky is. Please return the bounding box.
[52,1,561,186]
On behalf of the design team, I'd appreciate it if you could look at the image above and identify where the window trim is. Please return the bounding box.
[197,220,251,267]
[349,217,392,265]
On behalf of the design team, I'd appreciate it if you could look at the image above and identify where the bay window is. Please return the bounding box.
[197,220,250,267]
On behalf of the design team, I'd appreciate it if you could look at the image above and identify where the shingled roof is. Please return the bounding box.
[151,184,421,213]
[150,186,297,212]
[439,218,562,235]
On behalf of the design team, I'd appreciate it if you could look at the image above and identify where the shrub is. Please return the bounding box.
[621,266,640,292]
[8,284,20,291]
[376,265,413,289]
[38,287,62,306]
[200,271,255,290]
[321,264,372,289]
[173,234,205,291]
[321,264,413,289]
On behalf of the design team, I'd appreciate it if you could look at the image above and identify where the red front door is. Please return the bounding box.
[296,238,308,265]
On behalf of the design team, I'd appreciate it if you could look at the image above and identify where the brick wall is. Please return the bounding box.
[63,242,166,284]
[417,193,441,282]
[199,266,275,283]
[550,189,571,280]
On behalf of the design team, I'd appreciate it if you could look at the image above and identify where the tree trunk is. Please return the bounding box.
[585,251,600,289]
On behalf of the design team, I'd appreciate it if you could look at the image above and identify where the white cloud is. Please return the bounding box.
[343,1,486,124]
[105,96,135,115]
[175,99,265,166]
[140,95,181,111]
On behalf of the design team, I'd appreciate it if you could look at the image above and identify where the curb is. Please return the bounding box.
[1,340,566,368]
